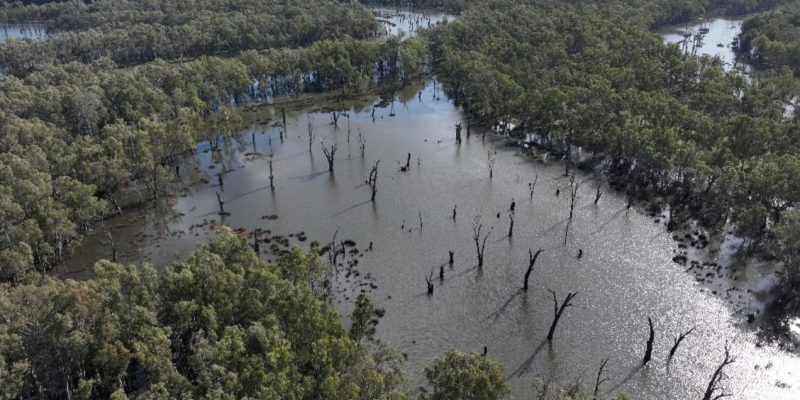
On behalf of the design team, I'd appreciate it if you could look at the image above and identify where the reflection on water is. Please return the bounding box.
[660,18,750,74]
[57,80,798,399]
[0,24,47,42]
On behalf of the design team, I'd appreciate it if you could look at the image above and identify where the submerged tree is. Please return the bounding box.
[523,249,544,292]
[322,141,337,172]
[547,290,577,341]
[702,343,736,400]
[472,216,491,268]
[368,160,380,202]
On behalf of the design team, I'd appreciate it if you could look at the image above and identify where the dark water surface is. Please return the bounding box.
[57,79,799,398]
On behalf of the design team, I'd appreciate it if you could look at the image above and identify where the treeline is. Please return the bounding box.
[0,32,427,277]
[0,0,380,75]
[428,0,800,312]
[739,4,800,77]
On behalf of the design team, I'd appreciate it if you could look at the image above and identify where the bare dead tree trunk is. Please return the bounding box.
[594,183,602,204]
[488,152,495,179]
[472,217,491,268]
[216,191,225,215]
[281,108,286,142]
[452,205,457,220]
[569,183,580,220]
[530,174,538,200]
[643,317,655,364]
[455,123,462,144]
[331,112,340,126]
[106,229,117,261]
[449,250,454,265]
[418,210,423,229]
[593,358,609,399]
[523,249,544,292]
[358,129,366,157]
[217,172,224,188]
[547,290,577,340]
[368,160,380,201]
[151,166,159,200]
[426,269,434,295]
[702,343,736,400]
[268,158,274,190]
[322,142,337,172]
[669,327,695,359]
[400,152,410,172]
[308,118,314,152]
[508,214,514,238]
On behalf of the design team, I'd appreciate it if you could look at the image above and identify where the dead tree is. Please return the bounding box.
[472,217,491,268]
[268,157,275,190]
[702,343,736,400]
[547,290,577,340]
[668,327,695,359]
[508,214,514,238]
[105,228,117,262]
[216,191,225,215]
[569,183,580,220]
[401,152,411,172]
[307,118,314,152]
[643,317,655,364]
[530,174,538,199]
[368,160,380,201]
[358,129,366,157]
[594,183,602,204]
[281,108,287,140]
[488,152,496,179]
[455,123,462,144]
[322,141,337,172]
[418,210,423,229]
[331,111,341,126]
[593,358,610,399]
[523,249,544,292]
[426,268,435,295]
[449,250,454,265]
[452,205,457,220]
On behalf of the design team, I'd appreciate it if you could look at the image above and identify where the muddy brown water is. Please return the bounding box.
[55,78,800,399]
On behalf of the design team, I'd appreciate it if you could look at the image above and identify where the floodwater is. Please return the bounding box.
[0,24,47,42]
[660,18,750,74]
[373,7,452,37]
[58,79,799,399]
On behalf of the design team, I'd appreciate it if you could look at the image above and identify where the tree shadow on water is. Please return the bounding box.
[484,288,524,324]
[508,338,550,378]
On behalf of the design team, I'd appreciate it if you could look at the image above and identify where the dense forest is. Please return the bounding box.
[0,0,380,74]
[1,0,800,398]
[739,4,800,76]
[426,0,800,314]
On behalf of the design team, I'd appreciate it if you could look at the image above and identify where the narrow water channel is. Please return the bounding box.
[57,79,799,399]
